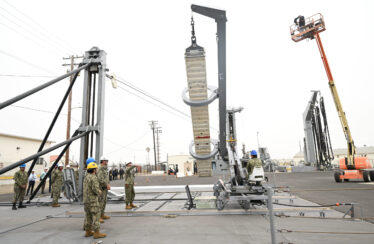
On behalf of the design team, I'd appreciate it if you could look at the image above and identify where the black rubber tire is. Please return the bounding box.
[334,171,342,183]
[344,179,349,182]
[369,171,374,182]
[241,200,250,210]
[363,171,370,182]
[216,199,224,211]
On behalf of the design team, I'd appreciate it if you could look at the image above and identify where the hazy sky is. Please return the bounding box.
[0,0,373,165]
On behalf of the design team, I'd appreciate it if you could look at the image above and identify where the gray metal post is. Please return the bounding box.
[78,68,90,200]
[351,203,355,219]
[95,50,106,162]
[267,187,276,244]
[78,47,106,201]
[217,19,227,158]
[191,4,227,158]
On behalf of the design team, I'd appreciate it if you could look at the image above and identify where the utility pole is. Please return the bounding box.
[156,126,162,168]
[149,121,158,170]
[256,132,261,150]
[62,55,83,166]
[146,147,150,165]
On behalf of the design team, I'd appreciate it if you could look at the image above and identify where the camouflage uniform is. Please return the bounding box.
[125,166,136,204]
[51,169,63,205]
[83,173,101,232]
[97,165,109,217]
[74,170,79,185]
[246,158,263,177]
[13,170,28,203]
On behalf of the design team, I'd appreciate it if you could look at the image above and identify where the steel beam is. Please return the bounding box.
[0,129,93,175]
[95,50,106,162]
[27,130,80,202]
[191,4,227,158]
[0,63,90,110]
[27,68,82,176]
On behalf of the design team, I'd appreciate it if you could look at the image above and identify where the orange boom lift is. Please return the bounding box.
[290,14,373,182]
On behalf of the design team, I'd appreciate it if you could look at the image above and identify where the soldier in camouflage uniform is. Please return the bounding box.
[51,163,64,207]
[125,162,137,209]
[246,150,263,177]
[12,164,28,210]
[97,156,111,223]
[83,161,106,239]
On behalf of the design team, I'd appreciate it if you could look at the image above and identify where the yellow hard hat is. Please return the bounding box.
[87,162,98,169]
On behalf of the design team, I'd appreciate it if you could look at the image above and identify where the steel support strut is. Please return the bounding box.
[0,128,94,175]
[27,65,84,177]
[191,4,227,158]
[27,129,85,202]
[0,63,91,110]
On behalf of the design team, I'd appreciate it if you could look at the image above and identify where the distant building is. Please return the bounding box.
[0,133,54,178]
[293,146,374,167]
[167,155,194,177]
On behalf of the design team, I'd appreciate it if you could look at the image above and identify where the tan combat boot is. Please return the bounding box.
[130,202,137,208]
[99,218,104,223]
[52,203,60,207]
[84,230,94,237]
[125,204,132,210]
[93,231,107,239]
[101,214,110,220]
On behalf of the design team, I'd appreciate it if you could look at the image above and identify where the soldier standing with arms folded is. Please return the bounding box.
[12,164,28,210]
[125,162,137,210]
[97,156,111,223]
[51,163,64,207]
[84,161,106,239]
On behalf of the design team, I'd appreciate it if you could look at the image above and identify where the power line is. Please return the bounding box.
[0,13,67,56]
[116,84,192,123]
[0,21,64,57]
[9,104,146,153]
[106,130,151,155]
[115,75,190,118]
[110,76,219,132]
[0,6,71,55]
[9,104,80,124]
[2,0,79,54]
[0,74,55,78]
[104,138,143,152]
[0,49,56,75]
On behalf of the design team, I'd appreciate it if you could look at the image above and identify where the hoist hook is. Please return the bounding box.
[191,16,196,45]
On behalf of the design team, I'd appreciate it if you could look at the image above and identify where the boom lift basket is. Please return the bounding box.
[290,13,326,42]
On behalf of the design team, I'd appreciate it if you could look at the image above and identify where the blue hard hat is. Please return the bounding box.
[250,150,257,156]
[86,157,96,165]
[19,164,26,168]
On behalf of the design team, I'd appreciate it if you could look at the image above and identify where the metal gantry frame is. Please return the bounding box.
[0,46,107,202]
[188,4,228,159]
[78,47,107,200]
[183,5,267,212]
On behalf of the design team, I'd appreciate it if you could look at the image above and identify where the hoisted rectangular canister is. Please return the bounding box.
[185,43,212,176]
